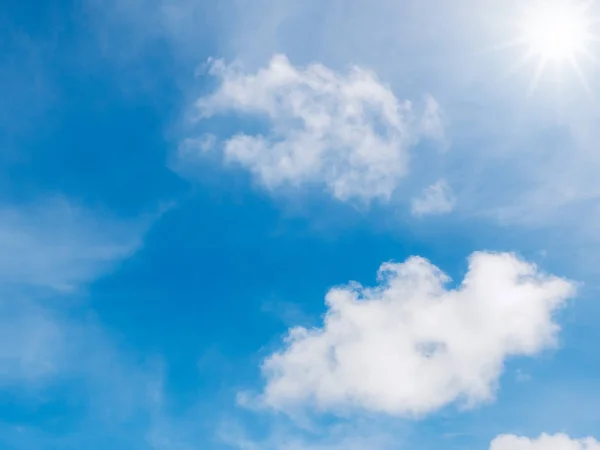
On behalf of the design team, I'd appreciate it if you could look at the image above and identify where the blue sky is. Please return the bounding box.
[2,0,600,449]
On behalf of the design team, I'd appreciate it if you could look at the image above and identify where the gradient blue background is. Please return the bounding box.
[1,0,599,448]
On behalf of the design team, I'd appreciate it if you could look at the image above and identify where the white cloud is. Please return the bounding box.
[411,179,456,216]
[179,134,216,158]
[260,252,574,417]
[491,434,600,450]
[0,197,142,290]
[419,94,448,147]
[0,299,64,384]
[219,418,400,450]
[183,54,444,203]
[0,197,167,448]
[0,197,145,383]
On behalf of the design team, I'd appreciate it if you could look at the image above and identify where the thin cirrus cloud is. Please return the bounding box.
[258,252,574,417]
[411,179,456,217]
[0,197,145,385]
[0,197,143,291]
[180,54,445,203]
[491,434,600,450]
[218,418,402,450]
[221,428,600,450]
[0,299,64,385]
[0,197,166,447]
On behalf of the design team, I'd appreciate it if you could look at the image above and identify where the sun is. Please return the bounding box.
[510,0,598,92]
[522,3,589,62]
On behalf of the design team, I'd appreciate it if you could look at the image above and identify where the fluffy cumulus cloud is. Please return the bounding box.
[411,179,456,217]
[260,252,574,416]
[183,54,444,202]
[491,434,600,450]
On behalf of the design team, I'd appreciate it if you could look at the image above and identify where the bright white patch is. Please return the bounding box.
[186,55,445,203]
[411,179,456,217]
[260,252,575,416]
[512,0,598,91]
[491,434,600,450]
[522,2,590,62]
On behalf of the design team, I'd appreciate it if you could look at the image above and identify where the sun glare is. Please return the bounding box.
[506,0,599,93]
[522,4,589,62]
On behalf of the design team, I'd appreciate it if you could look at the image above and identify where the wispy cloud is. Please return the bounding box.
[0,299,64,385]
[411,179,456,217]
[0,197,146,384]
[0,197,164,448]
[218,416,405,450]
[491,433,600,450]
[0,197,143,291]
